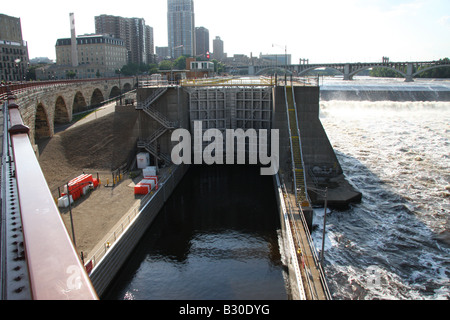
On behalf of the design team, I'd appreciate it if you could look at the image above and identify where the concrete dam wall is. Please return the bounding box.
[137,84,361,206]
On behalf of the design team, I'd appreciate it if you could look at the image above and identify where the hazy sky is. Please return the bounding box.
[3,0,450,63]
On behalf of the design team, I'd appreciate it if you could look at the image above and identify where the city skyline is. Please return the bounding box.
[3,0,450,64]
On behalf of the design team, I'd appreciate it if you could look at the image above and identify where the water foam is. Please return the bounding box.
[311,97,450,299]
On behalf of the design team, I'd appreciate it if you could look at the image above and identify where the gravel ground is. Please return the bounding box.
[38,105,141,258]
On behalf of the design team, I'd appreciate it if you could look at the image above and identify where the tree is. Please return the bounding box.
[416,58,450,78]
[212,59,225,74]
[66,71,76,79]
[370,67,403,78]
[174,55,190,70]
[159,60,174,70]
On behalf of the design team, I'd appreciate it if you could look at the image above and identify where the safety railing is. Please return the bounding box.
[137,87,168,109]
[275,174,306,300]
[284,86,298,201]
[279,174,332,300]
[289,85,311,206]
[85,165,180,272]
[0,77,135,104]
[181,76,275,87]
[2,91,98,300]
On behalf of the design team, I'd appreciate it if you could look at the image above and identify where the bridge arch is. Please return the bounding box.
[109,86,121,99]
[254,67,294,76]
[349,65,407,79]
[123,83,132,92]
[296,66,344,77]
[54,96,70,124]
[35,103,51,141]
[90,88,105,106]
[73,91,87,114]
[413,64,450,77]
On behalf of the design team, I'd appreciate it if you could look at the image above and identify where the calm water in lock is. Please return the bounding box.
[103,165,289,300]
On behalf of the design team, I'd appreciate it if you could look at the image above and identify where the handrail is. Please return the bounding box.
[181,76,275,87]
[284,86,298,201]
[86,165,179,271]
[275,174,306,300]
[137,87,168,109]
[5,96,98,300]
[279,174,332,300]
[290,85,311,205]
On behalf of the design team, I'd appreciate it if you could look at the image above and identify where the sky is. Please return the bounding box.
[3,0,450,64]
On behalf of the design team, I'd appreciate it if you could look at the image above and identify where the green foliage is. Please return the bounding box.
[66,70,77,79]
[174,55,191,70]
[370,67,404,78]
[212,59,225,74]
[158,60,174,70]
[370,58,450,78]
[416,58,450,78]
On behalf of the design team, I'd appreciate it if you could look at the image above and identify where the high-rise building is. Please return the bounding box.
[213,36,224,61]
[95,14,154,65]
[145,25,155,63]
[0,14,29,82]
[167,0,195,59]
[156,46,170,62]
[195,27,209,59]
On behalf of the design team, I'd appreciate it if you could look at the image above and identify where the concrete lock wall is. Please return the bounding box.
[89,164,189,298]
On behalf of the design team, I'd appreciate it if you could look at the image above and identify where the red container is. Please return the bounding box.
[134,184,150,195]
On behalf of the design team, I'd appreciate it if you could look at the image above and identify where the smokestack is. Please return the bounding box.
[70,13,79,67]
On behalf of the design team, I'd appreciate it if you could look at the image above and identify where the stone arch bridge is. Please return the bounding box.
[0,77,135,145]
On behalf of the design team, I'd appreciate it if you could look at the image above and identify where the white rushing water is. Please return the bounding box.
[311,77,450,300]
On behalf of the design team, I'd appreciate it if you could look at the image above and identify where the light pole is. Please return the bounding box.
[65,180,94,248]
[66,182,76,247]
[118,68,122,105]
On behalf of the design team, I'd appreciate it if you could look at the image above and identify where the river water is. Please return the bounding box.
[314,77,450,299]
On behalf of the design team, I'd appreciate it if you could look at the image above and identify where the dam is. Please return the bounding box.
[136,77,361,207]
[86,76,361,299]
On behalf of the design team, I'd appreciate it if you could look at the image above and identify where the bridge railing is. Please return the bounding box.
[0,77,135,102]
[1,92,98,300]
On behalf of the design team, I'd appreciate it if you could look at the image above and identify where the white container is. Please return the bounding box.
[137,153,150,169]
[143,166,157,177]
[82,184,90,195]
[141,179,156,190]
[58,195,74,208]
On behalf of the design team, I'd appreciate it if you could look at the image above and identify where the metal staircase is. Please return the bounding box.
[137,139,172,164]
[137,87,168,110]
[285,86,309,206]
[137,87,176,164]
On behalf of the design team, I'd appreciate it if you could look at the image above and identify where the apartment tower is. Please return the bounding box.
[95,14,154,65]
[195,26,209,59]
[167,0,195,59]
[0,14,29,82]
